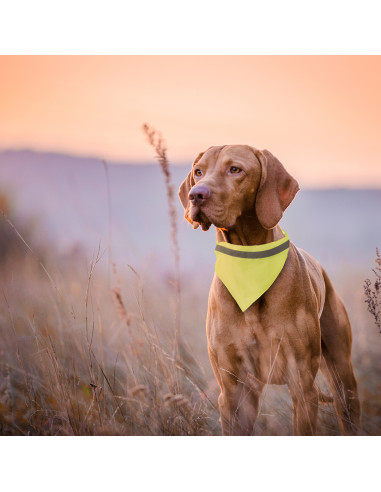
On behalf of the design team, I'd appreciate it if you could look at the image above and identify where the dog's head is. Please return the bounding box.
[178,145,299,231]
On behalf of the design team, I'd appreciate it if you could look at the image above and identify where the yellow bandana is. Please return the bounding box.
[215,231,290,312]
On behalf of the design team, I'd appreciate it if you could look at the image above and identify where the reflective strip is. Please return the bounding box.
[215,240,289,259]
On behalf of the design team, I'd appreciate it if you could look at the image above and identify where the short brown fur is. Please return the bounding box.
[179,145,360,435]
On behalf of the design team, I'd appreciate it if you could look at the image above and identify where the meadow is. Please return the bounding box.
[0,144,380,435]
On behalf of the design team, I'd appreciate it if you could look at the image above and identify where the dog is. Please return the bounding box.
[178,145,360,435]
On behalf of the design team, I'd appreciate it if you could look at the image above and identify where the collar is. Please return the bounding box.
[214,231,290,312]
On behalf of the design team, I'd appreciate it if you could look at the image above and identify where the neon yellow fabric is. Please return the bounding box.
[215,231,290,312]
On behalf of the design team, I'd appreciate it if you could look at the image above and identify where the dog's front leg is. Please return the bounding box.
[208,346,264,435]
[218,381,263,436]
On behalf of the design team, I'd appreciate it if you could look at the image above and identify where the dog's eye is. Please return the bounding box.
[194,169,203,177]
[229,166,241,174]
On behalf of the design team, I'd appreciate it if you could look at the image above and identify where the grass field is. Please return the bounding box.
[1,198,380,436]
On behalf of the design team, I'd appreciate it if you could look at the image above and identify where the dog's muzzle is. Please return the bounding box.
[189,185,211,207]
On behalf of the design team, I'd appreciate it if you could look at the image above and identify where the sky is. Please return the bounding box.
[0,55,381,187]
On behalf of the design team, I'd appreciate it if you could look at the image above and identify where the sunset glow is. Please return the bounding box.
[1,55,380,186]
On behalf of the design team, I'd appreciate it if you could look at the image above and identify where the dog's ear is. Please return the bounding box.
[178,151,204,229]
[254,149,299,230]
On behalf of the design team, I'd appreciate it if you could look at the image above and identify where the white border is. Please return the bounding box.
[1,436,378,491]
[1,1,380,54]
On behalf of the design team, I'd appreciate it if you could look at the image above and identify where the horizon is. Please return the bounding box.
[1,147,381,190]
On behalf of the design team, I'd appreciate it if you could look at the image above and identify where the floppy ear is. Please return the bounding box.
[178,151,204,229]
[254,149,299,230]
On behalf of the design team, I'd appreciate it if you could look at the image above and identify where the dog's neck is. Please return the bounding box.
[216,214,283,246]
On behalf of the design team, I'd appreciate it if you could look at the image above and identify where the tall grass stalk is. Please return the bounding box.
[142,123,181,367]
[102,160,113,285]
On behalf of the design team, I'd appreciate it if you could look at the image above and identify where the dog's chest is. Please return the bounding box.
[207,299,288,385]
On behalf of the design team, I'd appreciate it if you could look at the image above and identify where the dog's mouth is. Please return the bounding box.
[189,204,234,231]
[189,206,212,231]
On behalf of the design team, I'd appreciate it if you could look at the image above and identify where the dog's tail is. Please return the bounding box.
[317,387,334,404]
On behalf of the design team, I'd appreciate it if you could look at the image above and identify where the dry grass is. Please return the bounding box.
[0,150,219,435]
[364,248,381,333]
[0,163,380,436]
[0,237,220,436]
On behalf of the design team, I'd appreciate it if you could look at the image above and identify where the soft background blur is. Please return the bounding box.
[0,55,381,436]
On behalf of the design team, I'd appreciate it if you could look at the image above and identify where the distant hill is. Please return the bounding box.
[1,150,380,278]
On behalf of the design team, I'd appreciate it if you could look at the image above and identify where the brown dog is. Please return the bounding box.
[179,145,360,435]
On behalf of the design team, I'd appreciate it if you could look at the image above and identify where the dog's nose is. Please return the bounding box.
[189,185,211,205]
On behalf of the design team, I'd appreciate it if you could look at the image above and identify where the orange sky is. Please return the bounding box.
[0,55,380,186]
